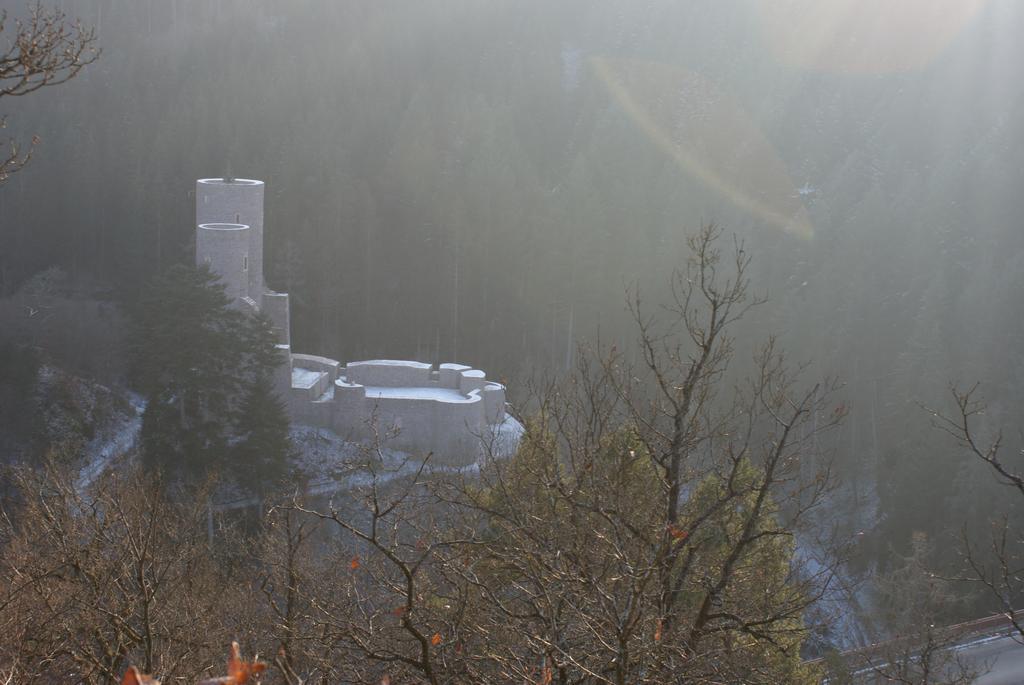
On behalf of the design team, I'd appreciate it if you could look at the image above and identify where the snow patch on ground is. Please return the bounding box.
[288,422,519,481]
[217,426,449,509]
[798,480,884,654]
[76,391,146,491]
[488,413,525,458]
[797,539,871,653]
[216,419,524,511]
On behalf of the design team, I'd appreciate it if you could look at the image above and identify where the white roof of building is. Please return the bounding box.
[365,386,480,403]
[347,359,433,369]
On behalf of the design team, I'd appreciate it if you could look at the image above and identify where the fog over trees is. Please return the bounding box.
[2,0,1024,681]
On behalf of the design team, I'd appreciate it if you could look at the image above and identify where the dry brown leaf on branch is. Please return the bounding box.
[667,524,689,541]
[197,641,267,685]
[121,667,160,685]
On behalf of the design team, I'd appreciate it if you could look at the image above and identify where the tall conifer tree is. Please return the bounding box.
[133,264,286,482]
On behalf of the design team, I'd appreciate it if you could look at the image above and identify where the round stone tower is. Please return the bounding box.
[196,223,251,305]
[195,178,265,301]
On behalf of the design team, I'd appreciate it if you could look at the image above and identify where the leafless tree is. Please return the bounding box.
[931,384,1024,641]
[0,463,244,683]
[863,533,980,684]
[277,225,845,684]
[0,227,846,684]
[0,3,98,182]
[278,444,470,685]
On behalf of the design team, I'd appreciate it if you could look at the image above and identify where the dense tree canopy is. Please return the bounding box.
[133,263,286,484]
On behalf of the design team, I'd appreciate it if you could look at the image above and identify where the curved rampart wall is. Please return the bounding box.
[458,369,487,394]
[292,353,341,383]
[330,381,369,442]
[482,383,506,423]
[362,391,485,466]
[439,363,471,387]
[346,360,433,387]
[430,391,488,462]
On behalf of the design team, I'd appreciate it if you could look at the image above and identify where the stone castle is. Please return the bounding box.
[195,177,520,465]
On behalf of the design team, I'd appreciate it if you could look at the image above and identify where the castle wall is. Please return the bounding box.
[482,383,506,423]
[196,178,265,300]
[292,353,341,383]
[430,391,488,463]
[359,390,485,466]
[289,390,335,428]
[458,369,487,394]
[332,379,370,442]
[273,344,292,398]
[321,361,509,465]
[291,369,330,399]
[263,291,290,345]
[346,360,433,387]
[196,223,251,304]
[195,176,294,413]
[439,363,470,388]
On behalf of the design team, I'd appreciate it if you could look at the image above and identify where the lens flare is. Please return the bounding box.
[592,56,813,238]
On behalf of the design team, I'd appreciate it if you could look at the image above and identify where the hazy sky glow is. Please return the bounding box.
[758,0,988,74]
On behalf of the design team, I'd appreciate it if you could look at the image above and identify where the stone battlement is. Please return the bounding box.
[195,176,521,465]
[288,358,510,465]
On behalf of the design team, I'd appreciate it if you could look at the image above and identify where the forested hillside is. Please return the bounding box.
[3,0,1024,621]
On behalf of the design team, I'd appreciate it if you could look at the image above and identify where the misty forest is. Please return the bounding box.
[2,1,1024,683]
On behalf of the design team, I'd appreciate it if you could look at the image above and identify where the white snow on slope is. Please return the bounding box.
[76,392,146,491]
[215,418,523,512]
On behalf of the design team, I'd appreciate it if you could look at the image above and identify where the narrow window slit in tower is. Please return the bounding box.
[243,255,248,271]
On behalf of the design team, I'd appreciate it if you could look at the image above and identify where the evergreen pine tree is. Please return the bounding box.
[237,311,284,376]
[133,264,284,479]
[232,375,293,499]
